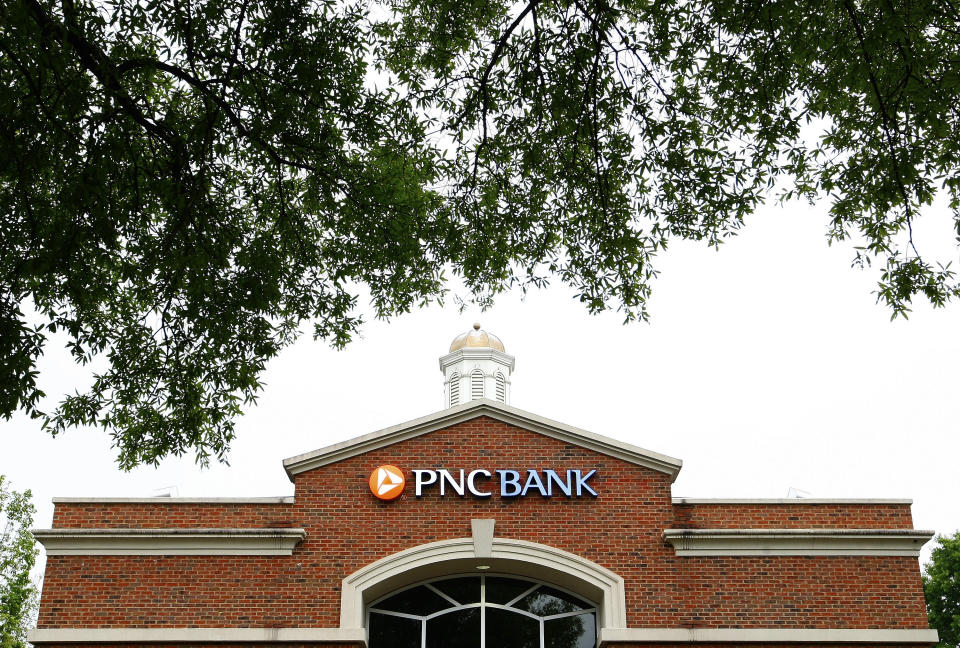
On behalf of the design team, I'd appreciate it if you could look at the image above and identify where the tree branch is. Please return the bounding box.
[22,0,180,149]
[467,0,541,182]
[842,0,919,258]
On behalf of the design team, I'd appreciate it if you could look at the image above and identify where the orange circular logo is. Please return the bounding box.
[369,465,405,500]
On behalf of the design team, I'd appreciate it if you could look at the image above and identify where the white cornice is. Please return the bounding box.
[28,627,938,645]
[598,628,939,644]
[33,528,306,555]
[439,346,516,371]
[28,628,366,644]
[52,497,294,504]
[673,498,913,505]
[663,528,934,556]
[283,399,682,481]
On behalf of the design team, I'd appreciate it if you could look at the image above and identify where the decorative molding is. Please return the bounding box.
[471,519,495,558]
[340,536,626,634]
[439,347,516,372]
[663,528,934,556]
[283,399,682,481]
[598,628,939,644]
[52,497,294,504]
[29,626,938,646]
[33,527,306,556]
[28,627,365,644]
[672,498,913,505]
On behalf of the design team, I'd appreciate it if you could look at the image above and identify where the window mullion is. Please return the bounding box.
[541,608,596,621]
[368,609,423,621]
[480,574,486,648]
[425,582,460,606]
[505,583,540,607]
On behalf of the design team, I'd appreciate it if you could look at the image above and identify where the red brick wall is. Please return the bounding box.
[51,503,295,529]
[672,503,914,529]
[656,555,927,627]
[37,416,929,632]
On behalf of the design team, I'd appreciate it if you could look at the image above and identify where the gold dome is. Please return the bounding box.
[449,323,505,353]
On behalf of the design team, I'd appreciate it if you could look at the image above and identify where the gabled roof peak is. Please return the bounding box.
[282,399,682,482]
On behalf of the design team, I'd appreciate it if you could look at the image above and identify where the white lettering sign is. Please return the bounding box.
[411,468,597,498]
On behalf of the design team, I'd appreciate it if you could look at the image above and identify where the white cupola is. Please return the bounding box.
[440,324,515,408]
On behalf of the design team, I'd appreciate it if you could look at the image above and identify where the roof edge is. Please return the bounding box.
[672,498,913,505]
[32,528,307,557]
[662,528,935,557]
[283,400,682,481]
[52,497,294,504]
[33,527,306,537]
[663,528,935,537]
[439,347,516,371]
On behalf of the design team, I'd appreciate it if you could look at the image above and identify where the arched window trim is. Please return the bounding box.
[340,535,626,636]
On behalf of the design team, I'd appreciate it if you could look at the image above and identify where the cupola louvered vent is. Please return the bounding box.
[449,372,460,407]
[471,370,484,400]
[495,372,506,402]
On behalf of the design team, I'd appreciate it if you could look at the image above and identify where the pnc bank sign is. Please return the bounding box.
[369,465,598,501]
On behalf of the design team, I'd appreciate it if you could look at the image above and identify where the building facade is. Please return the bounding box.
[31,327,937,647]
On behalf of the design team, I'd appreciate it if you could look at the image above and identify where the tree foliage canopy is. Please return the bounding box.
[925,532,960,648]
[2,0,959,466]
[0,476,37,648]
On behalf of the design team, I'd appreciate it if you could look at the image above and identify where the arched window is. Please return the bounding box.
[495,372,506,403]
[367,574,597,648]
[449,372,460,407]
[471,369,484,400]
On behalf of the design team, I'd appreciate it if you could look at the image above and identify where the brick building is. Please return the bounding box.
[31,326,938,647]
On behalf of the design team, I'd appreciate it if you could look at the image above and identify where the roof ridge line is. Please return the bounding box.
[282,400,682,482]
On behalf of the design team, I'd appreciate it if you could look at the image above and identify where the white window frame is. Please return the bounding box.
[365,573,598,648]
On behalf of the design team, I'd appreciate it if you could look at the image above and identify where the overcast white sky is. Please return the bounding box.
[4,197,959,576]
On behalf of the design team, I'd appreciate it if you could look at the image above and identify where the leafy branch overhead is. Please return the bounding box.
[2,0,958,466]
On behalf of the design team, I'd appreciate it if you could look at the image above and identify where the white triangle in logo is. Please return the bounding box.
[376,468,403,495]
[379,481,399,495]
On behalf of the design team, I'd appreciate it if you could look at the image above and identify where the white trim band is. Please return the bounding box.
[283,399,681,481]
[672,498,913,505]
[598,628,939,644]
[28,627,366,644]
[28,627,938,645]
[33,528,306,556]
[52,497,294,504]
[663,528,934,556]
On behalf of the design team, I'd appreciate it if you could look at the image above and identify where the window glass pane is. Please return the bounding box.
[514,586,587,616]
[432,577,480,604]
[486,607,539,648]
[544,612,596,648]
[425,608,480,648]
[372,585,452,616]
[369,611,421,648]
[485,576,536,604]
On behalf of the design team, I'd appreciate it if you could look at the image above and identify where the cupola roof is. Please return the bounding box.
[449,323,505,353]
